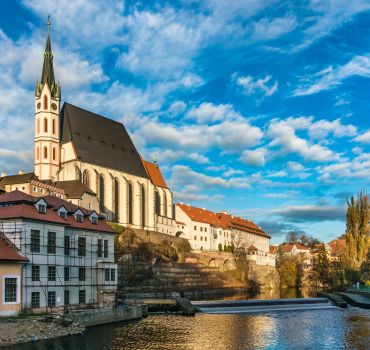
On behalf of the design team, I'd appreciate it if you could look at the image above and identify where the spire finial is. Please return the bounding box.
[47,15,51,32]
[153,154,158,166]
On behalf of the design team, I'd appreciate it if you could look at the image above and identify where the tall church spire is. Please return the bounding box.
[41,16,55,87]
[35,16,60,98]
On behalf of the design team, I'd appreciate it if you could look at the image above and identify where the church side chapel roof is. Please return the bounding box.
[142,160,168,189]
[60,103,149,179]
[54,180,95,199]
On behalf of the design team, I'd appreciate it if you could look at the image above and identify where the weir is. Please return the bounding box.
[193,297,338,314]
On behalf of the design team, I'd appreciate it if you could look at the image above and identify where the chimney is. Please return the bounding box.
[18,170,24,175]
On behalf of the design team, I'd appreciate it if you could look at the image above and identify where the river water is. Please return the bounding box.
[10,306,370,350]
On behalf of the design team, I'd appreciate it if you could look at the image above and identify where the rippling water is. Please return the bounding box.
[11,307,370,350]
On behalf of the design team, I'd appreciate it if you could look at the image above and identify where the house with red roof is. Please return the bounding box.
[0,190,117,313]
[278,243,312,268]
[175,203,275,266]
[0,233,28,316]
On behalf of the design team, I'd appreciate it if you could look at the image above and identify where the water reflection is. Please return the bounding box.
[11,307,370,350]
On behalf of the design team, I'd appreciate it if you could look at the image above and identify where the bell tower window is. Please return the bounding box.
[43,95,48,109]
[36,147,39,160]
[44,118,48,133]
[52,119,56,134]
[52,147,56,160]
[37,118,40,134]
[43,146,48,159]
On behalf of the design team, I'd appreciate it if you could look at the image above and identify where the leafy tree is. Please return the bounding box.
[312,245,330,285]
[344,191,370,274]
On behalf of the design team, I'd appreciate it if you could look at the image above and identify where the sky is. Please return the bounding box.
[1,1,370,244]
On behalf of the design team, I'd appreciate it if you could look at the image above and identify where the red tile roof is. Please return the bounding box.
[142,160,168,188]
[0,234,28,262]
[0,191,115,234]
[280,243,310,253]
[269,245,278,254]
[328,239,345,254]
[176,204,270,238]
[0,190,36,204]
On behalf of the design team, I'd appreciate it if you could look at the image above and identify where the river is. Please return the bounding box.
[9,304,370,350]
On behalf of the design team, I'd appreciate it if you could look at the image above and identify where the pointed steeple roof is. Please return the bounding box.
[41,16,55,87]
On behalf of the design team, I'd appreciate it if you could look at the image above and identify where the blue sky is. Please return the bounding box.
[1,1,370,243]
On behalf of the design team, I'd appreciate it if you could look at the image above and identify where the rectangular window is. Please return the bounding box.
[92,216,98,224]
[31,292,40,308]
[4,278,17,302]
[79,267,86,281]
[194,226,197,230]
[48,266,56,281]
[105,268,110,282]
[104,240,108,258]
[64,236,70,256]
[30,230,40,253]
[205,228,207,233]
[194,236,197,240]
[78,237,86,257]
[76,214,83,222]
[200,227,203,232]
[200,237,203,241]
[38,204,46,213]
[47,232,56,254]
[60,211,67,219]
[64,290,70,305]
[32,265,40,281]
[111,269,115,282]
[48,291,56,307]
[79,290,86,304]
[205,237,208,242]
[64,266,70,281]
[97,239,102,258]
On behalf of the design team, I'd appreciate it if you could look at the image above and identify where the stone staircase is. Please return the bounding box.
[118,262,244,296]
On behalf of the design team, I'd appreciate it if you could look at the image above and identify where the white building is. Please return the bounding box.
[0,190,117,312]
[175,203,275,266]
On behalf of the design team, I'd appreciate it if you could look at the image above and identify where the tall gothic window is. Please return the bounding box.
[155,190,161,216]
[99,174,105,212]
[114,178,119,222]
[52,119,56,134]
[43,146,48,159]
[44,118,48,133]
[43,95,48,109]
[52,147,56,160]
[83,170,90,188]
[128,182,133,225]
[163,191,167,217]
[36,147,39,160]
[141,185,146,228]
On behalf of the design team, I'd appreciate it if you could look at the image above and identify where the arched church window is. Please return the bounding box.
[43,146,48,159]
[141,185,146,228]
[99,174,105,213]
[44,118,48,133]
[83,170,90,188]
[163,191,167,217]
[52,119,56,134]
[155,190,161,216]
[128,182,133,225]
[43,95,48,109]
[36,147,39,160]
[52,147,56,161]
[37,118,40,134]
[114,178,119,222]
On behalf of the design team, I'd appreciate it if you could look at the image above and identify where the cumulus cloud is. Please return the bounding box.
[236,75,278,97]
[240,148,267,166]
[354,130,370,144]
[186,103,239,123]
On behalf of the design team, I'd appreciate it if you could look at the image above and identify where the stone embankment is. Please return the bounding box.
[0,316,85,347]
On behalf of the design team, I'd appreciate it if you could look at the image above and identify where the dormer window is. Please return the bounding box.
[76,214,83,223]
[60,211,67,219]
[38,204,46,214]
[92,216,98,224]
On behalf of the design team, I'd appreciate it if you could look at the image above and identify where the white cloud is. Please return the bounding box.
[252,16,297,41]
[149,149,210,164]
[186,102,239,123]
[240,148,267,166]
[294,55,370,96]
[308,118,357,139]
[237,75,278,97]
[354,130,370,144]
[287,161,304,172]
[267,117,339,162]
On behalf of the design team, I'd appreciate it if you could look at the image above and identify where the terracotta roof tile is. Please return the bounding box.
[142,160,168,188]
[0,234,28,262]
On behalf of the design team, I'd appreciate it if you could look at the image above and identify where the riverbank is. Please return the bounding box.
[0,316,85,348]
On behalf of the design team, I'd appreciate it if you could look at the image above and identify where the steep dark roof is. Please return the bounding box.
[60,103,149,179]
[0,190,36,204]
[0,173,37,186]
[41,29,55,87]
[54,180,95,199]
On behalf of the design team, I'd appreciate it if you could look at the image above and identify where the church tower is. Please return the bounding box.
[34,17,61,181]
